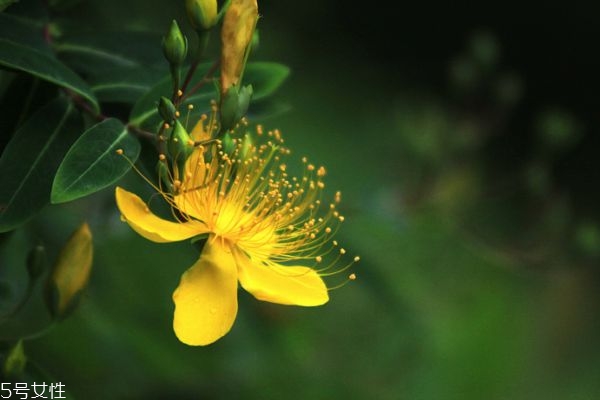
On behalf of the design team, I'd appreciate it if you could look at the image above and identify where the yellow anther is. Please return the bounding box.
[115,149,124,155]
[325,227,332,234]
[164,123,170,129]
[307,164,315,171]
[175,111,181,118]
[339,216,345,222]
[188,104,194,110]
[354,256,360,262]
[316,256,323,263]
[159,154,166,161]
[317,166,326,177]
[177,89,183,97]
[340,248,346,255]
[349,273,356,280]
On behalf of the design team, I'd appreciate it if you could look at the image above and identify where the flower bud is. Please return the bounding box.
[162,20,188,66]
[156,159,174,193]
[46,222,93,320]
[185,0,218,31]
[168,120,195,162]
[158,96,177,123]
[220,0,258,94]
[26,244,46,282]
[2,340,26,380]
[219,84,253,133]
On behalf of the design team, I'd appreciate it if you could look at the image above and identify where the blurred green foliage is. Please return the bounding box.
[1,0,600,399]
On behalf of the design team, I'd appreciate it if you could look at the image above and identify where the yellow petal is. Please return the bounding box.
[173,238,238,345]
[115,187,207,243]
[234,247,329,306]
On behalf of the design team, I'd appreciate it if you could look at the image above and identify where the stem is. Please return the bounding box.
[126,124,156,142]
[177,31,211,105]
[64,89,108,122]
[181,61,220,102]
[216,0,233,22]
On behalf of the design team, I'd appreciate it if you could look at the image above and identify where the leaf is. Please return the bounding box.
[0,97,82,233]
[0,38,99,110]
[89,66,166,104]
[0,12,49,53]
[242,62,290,100]
[54,30,164,76]
[128,62,290,130]
[51,118,141,203]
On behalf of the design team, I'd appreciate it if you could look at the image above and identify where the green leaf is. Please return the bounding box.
[128,62,289,130]
[0,12,48,53]
[0,97,82,233]
[0,38,99,110]
[243,62,290,100]
[51,118,141,203]
[54,30,164,76]
[89,66,165,104]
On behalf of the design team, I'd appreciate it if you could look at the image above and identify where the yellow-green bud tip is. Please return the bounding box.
[185,0,218,31]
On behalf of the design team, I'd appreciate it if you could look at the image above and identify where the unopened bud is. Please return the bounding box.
[162,20,188,66]
[219,84,253,132]
[158,96,177,123]
[46,223,93,320]
[185,0,218,31]
[168,120,195,162]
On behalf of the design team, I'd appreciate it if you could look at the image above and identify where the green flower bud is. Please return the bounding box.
[220,85,240,133]
[219,84,253,133]
[156,159,174,193]
[158,96,177,123]
[46,223,93,320]
[162,20,188,66]
[168,120,195,163]
[2,340,26,380]
[185,0,218,31]
[236,84,253,121]
[26,245,46,282]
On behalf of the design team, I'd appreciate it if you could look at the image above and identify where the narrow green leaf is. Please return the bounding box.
[0,38,98,110]
[89,66,165,103]
[128,62,289,130]
[0,97,82,232]
[0,12,48,53]
[243,62,290,100]
[51,118,140,203]
[54,31,164,76]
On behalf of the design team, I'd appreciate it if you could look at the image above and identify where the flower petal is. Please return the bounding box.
[115,187,207,243]
[172,238,238,346]
[234,247,329,306]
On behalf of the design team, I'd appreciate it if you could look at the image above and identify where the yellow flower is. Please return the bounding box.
[115,115,355,346]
